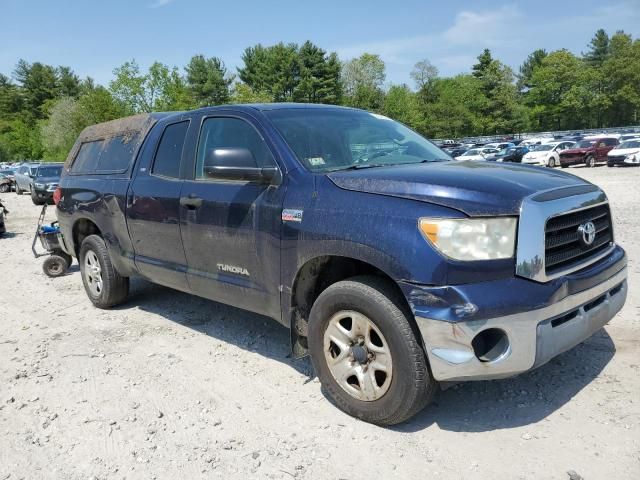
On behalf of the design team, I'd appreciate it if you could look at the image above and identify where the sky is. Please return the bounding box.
[1,0,639,88]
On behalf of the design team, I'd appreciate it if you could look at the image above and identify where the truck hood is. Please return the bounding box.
[327,160,590,216]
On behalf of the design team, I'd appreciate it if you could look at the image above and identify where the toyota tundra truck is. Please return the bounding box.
[55,104,628,425]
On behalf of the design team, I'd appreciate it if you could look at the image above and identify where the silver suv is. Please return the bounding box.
[14,163,40,195]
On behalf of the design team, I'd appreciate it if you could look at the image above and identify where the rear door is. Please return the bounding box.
[127,120,190,291]
[179,112,284,319]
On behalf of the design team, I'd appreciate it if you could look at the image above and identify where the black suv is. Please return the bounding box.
[31,163,63,205]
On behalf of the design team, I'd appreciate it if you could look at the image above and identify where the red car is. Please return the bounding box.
[559,137,619,168]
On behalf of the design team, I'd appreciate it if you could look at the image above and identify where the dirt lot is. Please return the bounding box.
[0,166,638,480]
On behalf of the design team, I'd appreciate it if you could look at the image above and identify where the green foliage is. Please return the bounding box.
[185,55,232,107]
[238,41,341,104]
[342,53,386,111]
[1,29,639,161]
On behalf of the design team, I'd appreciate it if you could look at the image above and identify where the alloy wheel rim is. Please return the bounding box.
[83,250,103,296]
[323,310,393,402]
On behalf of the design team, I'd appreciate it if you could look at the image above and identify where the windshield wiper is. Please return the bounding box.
[327,163,392,172]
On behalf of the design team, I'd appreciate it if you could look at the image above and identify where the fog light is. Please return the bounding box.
[471,328,509,363]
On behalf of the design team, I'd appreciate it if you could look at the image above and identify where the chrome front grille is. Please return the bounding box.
[544,204,613,275]
[516,187,614,282]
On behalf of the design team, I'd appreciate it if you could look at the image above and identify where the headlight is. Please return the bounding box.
[419,217,517,261]
[34,182,44,188]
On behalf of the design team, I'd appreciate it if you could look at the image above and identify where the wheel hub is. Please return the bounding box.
[350,342,369,364]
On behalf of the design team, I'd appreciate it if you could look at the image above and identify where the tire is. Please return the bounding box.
[586,155,596,168]
[547,156,556,168]
[0,184,9,193]
[31,191,43,205]
[79,234,129,308]
[42,255,69,277]
[308,275,436,426]
[16,185,23,195]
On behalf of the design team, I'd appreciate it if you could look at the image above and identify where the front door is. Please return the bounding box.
[179,114,284,320]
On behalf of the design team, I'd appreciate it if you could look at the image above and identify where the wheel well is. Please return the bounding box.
[72,219,101,257]
[289,256,411,356]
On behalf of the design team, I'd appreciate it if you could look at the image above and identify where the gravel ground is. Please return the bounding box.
[0,165,638,480]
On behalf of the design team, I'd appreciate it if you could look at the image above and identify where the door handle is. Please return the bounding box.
[180,195,203,209]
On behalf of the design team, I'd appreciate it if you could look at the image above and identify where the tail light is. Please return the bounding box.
[53,186,62,205]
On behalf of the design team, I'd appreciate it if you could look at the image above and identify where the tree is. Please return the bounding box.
[238,43,299,102]
[584,29,611,66]
[341,53,386,111]
[382,84,421,130]
[13,60,59,119]
[472,49,494,79]
[293,42,341,103]
[410,59,438,91]
[517,49,547,91]
[230,83,272,104]
[110,60,191,113]
[185,55,232,106]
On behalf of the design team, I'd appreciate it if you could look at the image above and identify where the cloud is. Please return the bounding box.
[149,0,175,8]
[333,1,640,83]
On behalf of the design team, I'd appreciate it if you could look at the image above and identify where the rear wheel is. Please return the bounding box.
[79,234,129,308]
[308,276,436,425]
[0,184,9,193]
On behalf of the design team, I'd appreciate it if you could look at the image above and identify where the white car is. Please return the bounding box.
[520,136,555,147]
[607,139,640,166]
[521,141,575,167]
[455,147,500,161]
[484,142,515,150]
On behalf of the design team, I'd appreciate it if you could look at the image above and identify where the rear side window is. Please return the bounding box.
[152,122,189,179]
[71,134,140,174]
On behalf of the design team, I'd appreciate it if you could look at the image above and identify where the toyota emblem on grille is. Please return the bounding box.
[578,221,596,247]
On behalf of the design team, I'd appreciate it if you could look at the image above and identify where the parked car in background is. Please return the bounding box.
[521,136,555,147]
[522,141,576,167]
[445,147,468,158]
[559,137,619,168]
[0,170,15,192]
[617,134,640,143]
[607,139,640,167]
[485,142,515,150]
[30,163,63,205]
[14,163,40,194]
[455,147,500,161]
[493,146,530,163]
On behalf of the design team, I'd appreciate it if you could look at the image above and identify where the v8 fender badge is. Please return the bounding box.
[282,209,303,223]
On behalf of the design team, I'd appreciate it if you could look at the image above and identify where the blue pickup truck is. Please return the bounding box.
[55,104,627,425]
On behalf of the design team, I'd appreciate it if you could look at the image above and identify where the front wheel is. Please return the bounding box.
[547,156,556,168]
[79,234,129,308]
[308,276,436,425]
[586,155,596,168]
[0,184,9,193]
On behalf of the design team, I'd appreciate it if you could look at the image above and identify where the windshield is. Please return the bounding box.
[36,166,62,177]
[464,149,480,155]
[619,140,640,149]
[577,140,595,148]
[265,109,450,172]
[534,144,554,151]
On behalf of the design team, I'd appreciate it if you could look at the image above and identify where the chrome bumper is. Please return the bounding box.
[416,267,627,382]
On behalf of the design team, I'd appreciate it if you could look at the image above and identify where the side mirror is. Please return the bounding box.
[203,148,280,184]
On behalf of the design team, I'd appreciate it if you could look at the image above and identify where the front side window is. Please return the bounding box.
[195,117,274,180]
[152,121,189,179]
[265,109,450,172]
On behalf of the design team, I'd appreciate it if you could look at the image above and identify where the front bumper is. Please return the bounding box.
[32,188,54,200]
[404,264,627,382]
